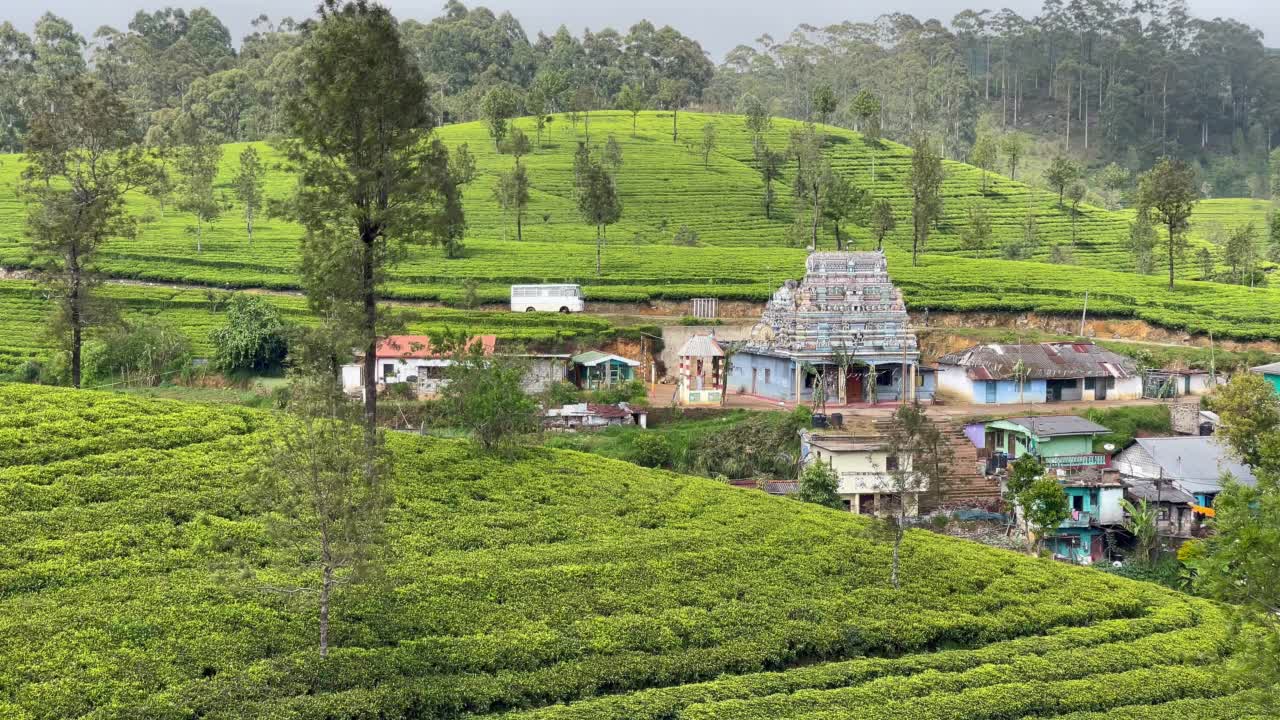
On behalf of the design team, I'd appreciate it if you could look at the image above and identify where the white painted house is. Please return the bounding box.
[800,428,925,516]
[341,335,496,396]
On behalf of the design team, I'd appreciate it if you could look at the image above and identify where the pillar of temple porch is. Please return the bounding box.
[793,361,802,402]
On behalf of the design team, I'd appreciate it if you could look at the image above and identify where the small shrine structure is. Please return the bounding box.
[676,334,725,406]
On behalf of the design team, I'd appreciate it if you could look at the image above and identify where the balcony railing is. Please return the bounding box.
[1060,510,1094,528]
[1043,453,1107,468]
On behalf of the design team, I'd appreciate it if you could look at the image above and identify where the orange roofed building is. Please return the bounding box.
[341,334,497,396]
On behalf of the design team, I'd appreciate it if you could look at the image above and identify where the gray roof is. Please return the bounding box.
[1131,437,1257,492]
[1251,361,1280,375]
[1004,415,1111,437]
[937,343,1138,380]
[1124,479,1195,505]
[677,335,724,357]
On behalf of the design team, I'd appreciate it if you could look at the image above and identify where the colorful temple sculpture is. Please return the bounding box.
[726,252,933,405]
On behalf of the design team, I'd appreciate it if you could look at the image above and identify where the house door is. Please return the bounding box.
[846,369,863,404]
[1090,533,1104,563]
[985,381,997,403]
[751,368,758,394]
[1096,380,1107,400]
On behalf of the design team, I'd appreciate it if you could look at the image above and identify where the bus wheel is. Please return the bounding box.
[526,307,536,312]
[559,307,570,313]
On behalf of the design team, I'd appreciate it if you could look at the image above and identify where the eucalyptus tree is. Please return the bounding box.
[232,146,265,245]
[907,133,944,265]
[1136,158,1198,289]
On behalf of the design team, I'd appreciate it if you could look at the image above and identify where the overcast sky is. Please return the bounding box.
[7,0,1278,60]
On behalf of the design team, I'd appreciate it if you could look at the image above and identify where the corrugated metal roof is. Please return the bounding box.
[677,335,725,357]
[1251,361,1280,375]
[1124,480,1195,505]
[373,334,495,359]
[1131,437,1257,489]
[572,351,641,367]
[937,343,1138,380]
[1003,415,1111,437]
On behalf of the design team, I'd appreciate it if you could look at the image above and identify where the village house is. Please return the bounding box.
[1141,368,1222,398]
[1112,436,1257,509]
[542,402,647,431]
[937,342,1141,405]
[972,415,1111,474]
[341,334,496,396]
[569,351,641,390]
[1039,468,1126,565]
[676,334,725,406]
[728,252,934,406]
[800,426,926,517]
[1251,361,1280,394]
[507,353,572,394]
[1122,479,1198,543]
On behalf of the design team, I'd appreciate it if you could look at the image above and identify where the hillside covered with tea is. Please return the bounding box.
[0,384,1265,719]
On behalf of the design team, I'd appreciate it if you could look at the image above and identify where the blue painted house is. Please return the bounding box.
[1041,470,1126,564]
[1251,361,1280,395]
[937,343,1141,405]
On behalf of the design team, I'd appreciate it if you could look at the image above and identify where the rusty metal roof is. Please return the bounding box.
[938,343,1138,380]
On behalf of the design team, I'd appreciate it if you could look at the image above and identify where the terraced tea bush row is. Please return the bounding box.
[0,281,633,371]
[0,385,1263,719]
[0,112,1264,339]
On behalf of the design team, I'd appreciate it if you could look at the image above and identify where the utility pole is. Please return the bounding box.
[1079,291,1089,337]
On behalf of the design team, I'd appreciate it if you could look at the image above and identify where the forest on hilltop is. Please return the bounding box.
[1,0,1279,189]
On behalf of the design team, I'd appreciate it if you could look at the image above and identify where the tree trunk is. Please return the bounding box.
[70,250,82,389]
[595,225,602,275]
[246,209,254,247]
[516,208,523,241]
[197,218,203,254]
[672,109,678,142]
[361,236,378,433]
[811,195,820,249]
[319,559,332,659]
[1167,224,1175,289]
[891,518,903,589]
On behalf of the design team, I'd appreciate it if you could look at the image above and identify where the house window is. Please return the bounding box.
[1072,494,1085,512]
[764,368,772,384]
[382,362,395,379]
[1158,506,1170,521]
[1084,378,1095,390]
[1107,377,1116,389]
[885,455,899,471]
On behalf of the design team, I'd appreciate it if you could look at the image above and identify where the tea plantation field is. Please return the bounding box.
[2,111,1278,339]
[0,281,630,375]
[0,384,1268,719]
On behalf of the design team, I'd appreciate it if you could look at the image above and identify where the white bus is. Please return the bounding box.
[510,284,585,313]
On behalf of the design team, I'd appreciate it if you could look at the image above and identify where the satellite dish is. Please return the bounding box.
[1103,443,1116,453]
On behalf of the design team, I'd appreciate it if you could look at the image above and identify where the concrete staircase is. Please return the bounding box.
[939,421,1001,506]
[866,416,999,510]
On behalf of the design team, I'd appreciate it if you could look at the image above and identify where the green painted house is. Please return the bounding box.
[983,416,1110,470]
[1252,362,1280,394]
[570,351,640,390]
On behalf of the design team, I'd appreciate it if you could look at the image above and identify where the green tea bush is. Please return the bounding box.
[0,384,1263,719]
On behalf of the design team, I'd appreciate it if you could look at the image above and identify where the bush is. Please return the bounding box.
[441,352,540,454]
[541,381,582,408]
[209,294,290,375]
[590,380,648,405]
[85,318,192,386]
[629,433,673,468]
